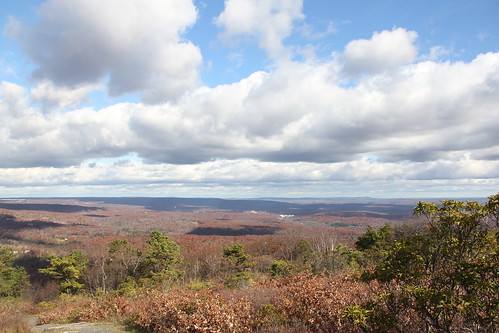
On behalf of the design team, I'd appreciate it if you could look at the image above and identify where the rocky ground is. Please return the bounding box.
[30,321,136,333]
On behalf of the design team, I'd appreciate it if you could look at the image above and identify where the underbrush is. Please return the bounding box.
[0,299,34,333]
[34,273,379,332]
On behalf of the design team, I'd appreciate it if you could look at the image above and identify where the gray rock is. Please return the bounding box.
[31,322,130,333]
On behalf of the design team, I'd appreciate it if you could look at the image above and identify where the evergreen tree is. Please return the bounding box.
[39,251,88,294]
[355,224,394,251]
[140,230,184,285]
[222,243,254,288]
[0,246,29,298]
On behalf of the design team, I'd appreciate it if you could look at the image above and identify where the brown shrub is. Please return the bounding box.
[76,295,133,322]
[0,300,34,333]
[271,272,379,332]
[34,273,384,332]
[134,290,255,332]
[37,295,94,324]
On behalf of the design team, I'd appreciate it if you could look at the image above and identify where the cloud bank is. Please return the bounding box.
[2,49,498,167]
[1,0,498,197]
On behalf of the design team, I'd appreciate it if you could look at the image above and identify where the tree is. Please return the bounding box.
[222,243,252,270]
[483,193,499,228]
[222,243,254,288]
[291,239,313,267]
[355,224,394,251]
[107,239,141,289]
[140,231,183,285]
[0,247,29,298]
[354,224,395,268]
[39,251,88,294]
[84,239,143,293]
[350,195,499,332]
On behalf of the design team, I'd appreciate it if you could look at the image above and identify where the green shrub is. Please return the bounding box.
[354,194,499,332]
[269,260,297,277]
[225,271,254,289]
[186,279,212,291]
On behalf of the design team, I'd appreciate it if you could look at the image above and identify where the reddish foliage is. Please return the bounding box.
[36,274,382,332]
[269,273,379,332]
[134,290,255,332]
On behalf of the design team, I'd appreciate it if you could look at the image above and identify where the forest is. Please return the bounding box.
[0,194,497,332]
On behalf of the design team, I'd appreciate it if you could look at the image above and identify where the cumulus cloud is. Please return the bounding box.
[7,0,202,103]
[215,0,304,59]
[341,28,418,76]
[1,51,498,170]
[30,81,101,111]
[0,87,136,167]
[0,81,29,117]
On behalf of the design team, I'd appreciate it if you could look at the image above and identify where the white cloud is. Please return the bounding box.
[0,88,137,167]
[0,158,498,198]
[299,21,337,41]
[419,45,450,61]
[30,81,101,111]
[6,0,202,103]
[341,28,418,76]
[0,49,497,188]
[0,81,28,117]
[215,0,304,59]
[1,51,498,170]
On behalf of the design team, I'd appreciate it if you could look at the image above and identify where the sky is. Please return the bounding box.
[0,0,498,199]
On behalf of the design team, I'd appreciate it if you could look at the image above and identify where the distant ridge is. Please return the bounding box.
[1,196,487,219]
[72,197,416,219]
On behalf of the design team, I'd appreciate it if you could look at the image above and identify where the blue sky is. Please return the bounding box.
[0,0,498,198]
